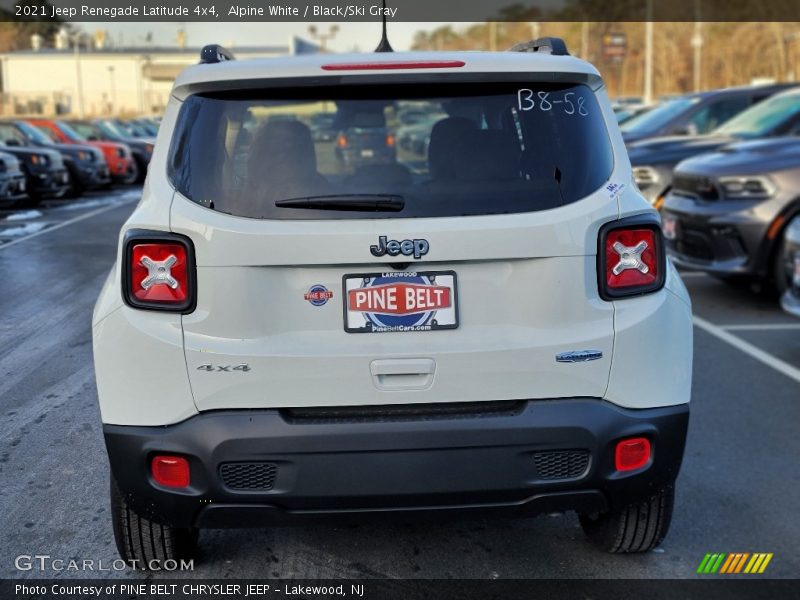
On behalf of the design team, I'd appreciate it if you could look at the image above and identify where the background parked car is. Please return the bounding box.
[0,151,28,209]
[29,119,137,185]
[0,120,109,197]
[630,86,800,207]
[126,117,159,137]
[396,112,447,158]
[0,123,70,202]
[334,110,397,171]
[621,84,794,144]
[780,215,800,316]
[614,105,651,124]
[662,137,800,292]
[308,113,338,142]
[67,119,153,183]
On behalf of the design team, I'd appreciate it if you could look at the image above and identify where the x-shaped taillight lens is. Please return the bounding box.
[128,242,190,308]
[601,226,662,299]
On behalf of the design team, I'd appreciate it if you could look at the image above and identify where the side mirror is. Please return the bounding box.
[5,139,21,146]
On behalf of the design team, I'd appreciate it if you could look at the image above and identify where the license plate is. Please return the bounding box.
[343,271,458,333]
[662,215,678,240]
[360,149,374,158]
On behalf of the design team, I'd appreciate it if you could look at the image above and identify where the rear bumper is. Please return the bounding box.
[104,398,689,529]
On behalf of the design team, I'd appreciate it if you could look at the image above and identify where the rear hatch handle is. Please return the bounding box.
[370,358,436,391]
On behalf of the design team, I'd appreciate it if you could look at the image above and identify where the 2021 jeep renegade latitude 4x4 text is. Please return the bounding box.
[92,39,692,564]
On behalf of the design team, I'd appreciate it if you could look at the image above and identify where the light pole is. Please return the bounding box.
[72,33,85,118]
[691,23,704,92]
[107,66,116,115]
[580,22,589,59]
[643,0,654,104]
[308,25,339,52]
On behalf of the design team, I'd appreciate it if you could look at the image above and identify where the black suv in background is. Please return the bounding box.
[621,84,793,145]
[630,87,800,206]
[67,120,154,183]
[662,137,800,292]
[0,121,109,196]
[0,138,69,202]
[0,151,28,208]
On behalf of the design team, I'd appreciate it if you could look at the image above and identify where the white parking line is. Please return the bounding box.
[721,323,800,331]
[0,199,135,252]
[693,315,800,385]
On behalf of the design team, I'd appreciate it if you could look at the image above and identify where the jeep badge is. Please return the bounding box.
[370,236,429,260]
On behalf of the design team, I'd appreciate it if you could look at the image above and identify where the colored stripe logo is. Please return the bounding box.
[697,553,773,574]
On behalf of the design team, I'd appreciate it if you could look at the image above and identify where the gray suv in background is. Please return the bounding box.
[662,137,800,292]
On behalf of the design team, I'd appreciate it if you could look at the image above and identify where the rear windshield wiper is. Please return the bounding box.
[275,194,405,212]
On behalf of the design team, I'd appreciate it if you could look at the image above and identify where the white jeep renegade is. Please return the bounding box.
[92,38,693,564]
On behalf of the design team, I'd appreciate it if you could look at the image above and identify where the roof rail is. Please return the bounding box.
[509,37,570,56]
[199,44,235,64]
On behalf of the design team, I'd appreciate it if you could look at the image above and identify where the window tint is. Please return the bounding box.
[687,96,750,133]
[0,123,29,145]
[168,82,613,220]
[620,97,698,134]
[714,93,800,138]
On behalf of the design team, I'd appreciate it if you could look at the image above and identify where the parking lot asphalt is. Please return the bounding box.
[1,193,798,580]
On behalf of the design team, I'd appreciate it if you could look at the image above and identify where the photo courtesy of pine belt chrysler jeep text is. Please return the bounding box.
[92,38,693,565]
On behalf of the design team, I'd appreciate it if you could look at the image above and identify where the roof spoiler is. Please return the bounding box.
[509,37,569,56]
[199,44,235,64]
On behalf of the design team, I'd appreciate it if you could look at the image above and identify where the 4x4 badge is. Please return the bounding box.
[370,235,429,259]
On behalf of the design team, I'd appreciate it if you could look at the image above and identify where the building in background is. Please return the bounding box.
[0,33,319,117]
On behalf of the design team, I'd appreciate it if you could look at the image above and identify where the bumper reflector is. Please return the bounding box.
[615,437,651,472]
[151,455,190,488]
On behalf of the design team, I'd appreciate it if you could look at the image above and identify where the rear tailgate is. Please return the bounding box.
[173,191,617,411]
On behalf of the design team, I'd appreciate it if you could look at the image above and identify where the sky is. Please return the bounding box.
[82,22,450,52]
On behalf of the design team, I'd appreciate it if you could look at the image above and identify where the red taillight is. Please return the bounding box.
[615,437,651,472]
[130,243,188,303]
[124,234,195,312]
[322,60,466,71]
[151,455,190,488]
[337,134,348,148]
[385,133,396,147]
[598,220,665,300]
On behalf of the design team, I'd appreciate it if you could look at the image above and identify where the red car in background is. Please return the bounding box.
[28,119,138,184]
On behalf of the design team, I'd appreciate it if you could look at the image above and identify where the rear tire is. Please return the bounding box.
[772,235,790,296]
[579,485,675,553]
[110,477,198,568]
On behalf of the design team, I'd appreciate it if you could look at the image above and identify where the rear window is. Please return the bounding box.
[168,82,613,220]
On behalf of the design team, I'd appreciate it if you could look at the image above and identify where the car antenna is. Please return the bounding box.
[374,0,394,52]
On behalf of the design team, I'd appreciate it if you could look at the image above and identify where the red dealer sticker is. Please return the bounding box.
[343,271,458,333]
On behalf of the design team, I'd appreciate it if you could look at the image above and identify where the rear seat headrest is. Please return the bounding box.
[427,117,478,180]
[457,130,521,181]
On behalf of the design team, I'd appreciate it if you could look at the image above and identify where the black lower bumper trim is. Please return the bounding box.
[104,398,689,529]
